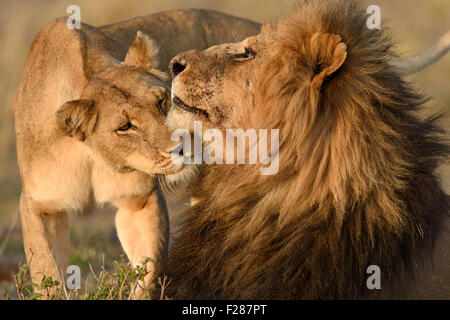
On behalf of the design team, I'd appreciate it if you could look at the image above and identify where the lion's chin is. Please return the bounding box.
[158,163,199,196]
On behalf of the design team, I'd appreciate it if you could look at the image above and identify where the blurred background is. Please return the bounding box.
[0,0,449,297]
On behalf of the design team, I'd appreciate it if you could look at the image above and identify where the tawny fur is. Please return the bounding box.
[166,0,450,299]
[14,10,260,297]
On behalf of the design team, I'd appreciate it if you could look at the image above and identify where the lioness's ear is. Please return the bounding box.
[123,31,167,79]
[309,32,347,88]
[55,99,97,141]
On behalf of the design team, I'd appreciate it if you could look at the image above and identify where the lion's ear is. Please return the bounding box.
[55,99,97,141]
[309,32,347,88]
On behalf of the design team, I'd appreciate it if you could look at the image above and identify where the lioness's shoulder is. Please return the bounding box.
[99,9,261,69]
[15,17,86,107]
[100,9,260,30]
[27,17,82,58]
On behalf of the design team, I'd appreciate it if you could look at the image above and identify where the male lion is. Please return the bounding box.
[14,9,260,296]
[166,1,450,298]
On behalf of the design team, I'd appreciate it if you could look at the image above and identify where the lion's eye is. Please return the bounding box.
[231,47,256,61]
[116,122,137,133]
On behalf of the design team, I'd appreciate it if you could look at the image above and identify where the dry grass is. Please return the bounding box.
[7,256,170,300]
[0,0,448,299]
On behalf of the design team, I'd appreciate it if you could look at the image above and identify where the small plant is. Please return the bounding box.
[8,258,171,300]
[12,263,63,300]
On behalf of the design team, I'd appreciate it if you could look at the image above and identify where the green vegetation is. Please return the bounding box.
[4,258,170,300]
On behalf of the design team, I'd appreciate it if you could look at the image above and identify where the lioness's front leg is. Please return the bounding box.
[114,186,169,299]
[19,192,70,297]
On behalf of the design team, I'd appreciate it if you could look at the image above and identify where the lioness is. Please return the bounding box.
[14,9,260,297]
[166,1,450,298]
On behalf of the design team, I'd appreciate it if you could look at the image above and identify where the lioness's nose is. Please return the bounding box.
[170,56,187,78]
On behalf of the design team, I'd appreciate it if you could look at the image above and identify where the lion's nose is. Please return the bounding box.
[170,56,187,78]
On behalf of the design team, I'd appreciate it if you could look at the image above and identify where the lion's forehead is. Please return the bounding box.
[204,33,274,61]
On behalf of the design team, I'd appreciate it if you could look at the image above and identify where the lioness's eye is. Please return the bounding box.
[157,97,168,116]
[116,122,137,132]
[231,47,256,61]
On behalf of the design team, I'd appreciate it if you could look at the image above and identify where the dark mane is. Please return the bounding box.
[166,0,450,299]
